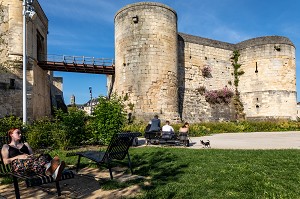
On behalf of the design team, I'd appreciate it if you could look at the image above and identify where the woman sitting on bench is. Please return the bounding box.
[1,128,65,181]
[178,122,190,146]
[179,122,189,134]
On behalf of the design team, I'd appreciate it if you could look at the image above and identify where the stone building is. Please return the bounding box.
[111,2,297,122]
[0,0,63,121]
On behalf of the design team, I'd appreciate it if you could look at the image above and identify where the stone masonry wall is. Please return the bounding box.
[178,33,235,122]
[114,2,179,122]
[0,0,24,118]
[0,0,51,121]
[178,33,296,122]
[237,37,296,120]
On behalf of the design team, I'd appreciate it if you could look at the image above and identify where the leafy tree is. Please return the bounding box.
[90,94,127,145]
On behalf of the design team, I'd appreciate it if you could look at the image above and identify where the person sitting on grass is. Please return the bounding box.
[1,128,65,181]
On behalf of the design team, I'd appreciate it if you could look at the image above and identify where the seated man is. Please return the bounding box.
[161,121,175,139]
[148,115,161,132]
[162,121,175,133]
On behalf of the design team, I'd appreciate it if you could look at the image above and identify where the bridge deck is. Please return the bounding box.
[37,55,115,74]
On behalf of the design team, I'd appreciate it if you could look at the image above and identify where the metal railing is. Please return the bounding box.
[40,54,115,66]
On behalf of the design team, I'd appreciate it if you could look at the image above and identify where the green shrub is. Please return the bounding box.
[89,94,127,145]
[0,115,23,136]
[26,118,57,149]
[26,108,88,150]
[51,124,69,150]
[54,108,88,147]
[187,120,300,136]
[122,122,147,135]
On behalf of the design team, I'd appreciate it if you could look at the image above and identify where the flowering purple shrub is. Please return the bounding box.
[201,66,212,78]
[204,87,234,104]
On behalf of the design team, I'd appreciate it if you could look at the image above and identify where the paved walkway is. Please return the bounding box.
[139,131,300,149]
[187,131,300,149]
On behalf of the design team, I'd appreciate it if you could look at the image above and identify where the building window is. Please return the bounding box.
[37,31,45,61]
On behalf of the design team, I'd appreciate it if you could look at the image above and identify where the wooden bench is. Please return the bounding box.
[68,132,141,180]
[0,136,74,199]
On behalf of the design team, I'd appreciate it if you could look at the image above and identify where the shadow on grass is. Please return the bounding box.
[130,148,188,197]
[88,148,188,198]
[60,147,188,198]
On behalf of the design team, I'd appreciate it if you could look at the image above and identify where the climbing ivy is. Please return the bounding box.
[231,50,245,120]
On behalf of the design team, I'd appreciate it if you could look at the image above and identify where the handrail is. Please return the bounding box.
[39,54,115,66]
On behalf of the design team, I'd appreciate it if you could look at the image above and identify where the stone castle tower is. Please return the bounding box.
[0,0,61,121]
[112,2,297,122]
[114,2,179,121]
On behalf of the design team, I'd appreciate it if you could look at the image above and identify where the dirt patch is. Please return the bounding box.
[0,167,145,199]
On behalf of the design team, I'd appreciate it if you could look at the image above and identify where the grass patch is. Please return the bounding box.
[125,147,300,199]
[0,175,13,185]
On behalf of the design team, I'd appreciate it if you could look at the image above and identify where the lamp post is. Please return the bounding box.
[89,87,93,115]
[22,0,36,124]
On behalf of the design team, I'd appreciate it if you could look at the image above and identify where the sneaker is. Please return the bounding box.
[53,161,65,181]
[45,156,60,176]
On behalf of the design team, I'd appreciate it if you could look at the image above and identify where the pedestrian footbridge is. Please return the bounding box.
[37,54,115,74]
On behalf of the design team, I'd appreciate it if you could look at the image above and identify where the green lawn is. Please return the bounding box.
[111,147,300,199]
[3,147,299,198]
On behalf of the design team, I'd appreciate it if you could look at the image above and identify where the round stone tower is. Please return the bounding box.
[237,36,297,120]
[114,2,179,121]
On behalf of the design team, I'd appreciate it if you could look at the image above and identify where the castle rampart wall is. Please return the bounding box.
[178,33,235,122]
[178,33,296,121]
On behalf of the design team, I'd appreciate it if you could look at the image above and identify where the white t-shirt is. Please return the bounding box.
[162,124,174,132]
